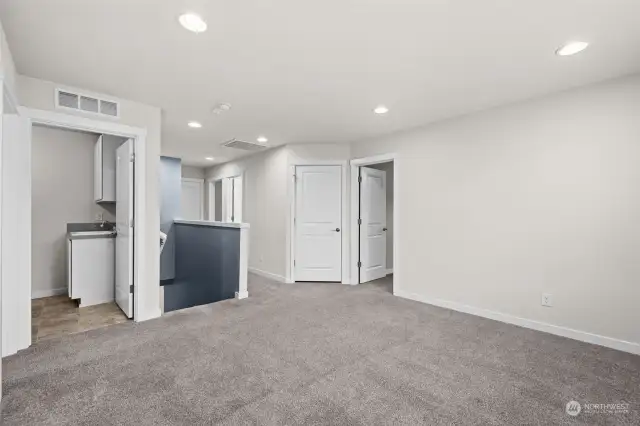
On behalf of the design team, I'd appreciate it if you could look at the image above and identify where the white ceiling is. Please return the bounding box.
[2,0,640,167]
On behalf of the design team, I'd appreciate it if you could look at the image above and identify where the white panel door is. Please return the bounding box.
[180,179,204,220]
[295,165,342,282]
[115,139,134,318]
[359,167,387,283]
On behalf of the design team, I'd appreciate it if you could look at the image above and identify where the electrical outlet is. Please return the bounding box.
[541,293,553,307]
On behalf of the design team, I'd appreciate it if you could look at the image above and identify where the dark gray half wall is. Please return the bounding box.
[159,156,181,281]
[163,223,240,312]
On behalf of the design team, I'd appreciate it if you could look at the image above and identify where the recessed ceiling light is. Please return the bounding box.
[556,41,589,56]
[188,121,202,128]
[179,13,207,33]
[374,105,389,114]
[205,157,215,161]
[257,136,268,143]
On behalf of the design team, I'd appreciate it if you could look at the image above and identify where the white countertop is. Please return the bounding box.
[174,220,250,229]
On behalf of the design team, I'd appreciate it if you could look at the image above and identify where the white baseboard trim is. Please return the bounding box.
[249,267,286,283]
[235,291,249,299]
[394,289,640,356]
[386,268,394,275]
[31,287,67,299]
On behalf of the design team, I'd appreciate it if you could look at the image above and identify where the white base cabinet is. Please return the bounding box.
[67,238,115,307]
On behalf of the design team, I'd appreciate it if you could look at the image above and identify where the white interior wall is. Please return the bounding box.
[17,75,162,321]
[368,161,394,270]
[31,125,115,298]
[206,147,289,279]
[181,165,205,179]
[352,74,640,352]
[205,144,351,280]
[0,21,17,100]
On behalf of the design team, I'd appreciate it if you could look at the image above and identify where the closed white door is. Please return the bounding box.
[359,167,387,283]
[180,179,204,220]
[295,165,342,282]
[115,139,134,318]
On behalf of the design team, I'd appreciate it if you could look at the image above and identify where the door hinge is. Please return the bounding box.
[358,176,362,183]
[357,261,362,268]
[130,153,135,163]
[358,218,362,225]
[129,284,134,294]
[294,260,296,266]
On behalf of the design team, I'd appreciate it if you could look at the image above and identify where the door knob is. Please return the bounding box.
[335,228,341,232]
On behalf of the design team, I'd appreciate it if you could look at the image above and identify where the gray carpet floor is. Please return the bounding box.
[2,274,639,425]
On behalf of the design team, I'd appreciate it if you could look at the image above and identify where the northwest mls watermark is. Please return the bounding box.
[566,400,631,417]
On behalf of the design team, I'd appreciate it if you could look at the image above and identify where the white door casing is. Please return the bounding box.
[180,178,204,220]
[294,165,342,282]
[359,167,387,283]
[115,139,134,318]
[232,176,243,223]
[221,176,243,223]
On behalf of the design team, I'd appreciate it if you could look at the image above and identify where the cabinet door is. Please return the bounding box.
[94,135,103,201]
[101,136,118,202]
[67,239,73,298]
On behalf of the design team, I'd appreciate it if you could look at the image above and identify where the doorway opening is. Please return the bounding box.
[207,175,243,223]
[357,161,394,293]
[30,125,134,343]
[350,155,397,293]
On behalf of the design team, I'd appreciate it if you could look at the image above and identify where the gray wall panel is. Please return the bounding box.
[163,224,240,312]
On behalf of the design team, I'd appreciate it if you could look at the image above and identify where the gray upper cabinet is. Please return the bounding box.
[94,135,125,203]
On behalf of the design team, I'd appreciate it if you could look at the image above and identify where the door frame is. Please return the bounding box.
[17,106,150,329]
[206,173,244,222]
[286,160,348,284]
[180,177,205,220]
[350,153,399,292]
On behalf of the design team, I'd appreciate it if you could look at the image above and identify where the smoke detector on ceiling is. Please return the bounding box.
[212,103,232,115]
[222,138,268,151]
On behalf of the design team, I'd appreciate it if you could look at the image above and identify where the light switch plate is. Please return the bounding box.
[541,293,553,307]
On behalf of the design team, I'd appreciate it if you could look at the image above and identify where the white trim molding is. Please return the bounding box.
[395,290,640,356]
[249,267,287,283]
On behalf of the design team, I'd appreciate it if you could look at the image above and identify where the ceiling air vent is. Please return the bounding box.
[55,89,120,118]
[222,138,268,151]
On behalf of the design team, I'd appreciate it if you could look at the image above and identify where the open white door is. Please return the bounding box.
[359,167,387,283]
[294,165,342,282]
[115,139,134,318]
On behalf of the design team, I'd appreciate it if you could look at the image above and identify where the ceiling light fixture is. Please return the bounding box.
[188,121,202,128]
[179,13,207,33]
[257,136,268,143]
[374,105,389,114]
[556,41,589,56]
[205,157,215,161]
